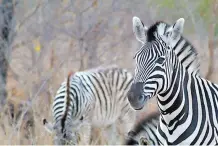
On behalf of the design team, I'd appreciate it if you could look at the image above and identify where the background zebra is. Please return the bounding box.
[125,16,201,145]
[128,17,218,145]
[42,65,136,145]
[125,111,160,145]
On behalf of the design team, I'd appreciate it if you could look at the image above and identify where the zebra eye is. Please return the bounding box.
[80,116,84,121]
[140,137,149,145]
[165,31,171,37]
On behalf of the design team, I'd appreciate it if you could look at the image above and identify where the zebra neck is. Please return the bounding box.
[157,51,188,125]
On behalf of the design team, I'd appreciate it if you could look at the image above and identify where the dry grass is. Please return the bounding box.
[0,66,158,145]
[1,1,214,144]
[1,14,143,144]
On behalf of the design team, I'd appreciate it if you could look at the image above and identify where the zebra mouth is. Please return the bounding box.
[135,106,144,110]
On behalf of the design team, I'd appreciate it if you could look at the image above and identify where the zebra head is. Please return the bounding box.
[43,72,94,145]
[128,17,185,110]
[125,130,150,145]
[42,118,80,145]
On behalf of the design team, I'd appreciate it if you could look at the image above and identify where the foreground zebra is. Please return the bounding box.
[128,17,218,145]
[125,16,201,145]
[43,66,136,145]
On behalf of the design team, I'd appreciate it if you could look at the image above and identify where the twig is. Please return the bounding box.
[205,24,215,80]
[8,58,67,144]
[15,2,41,33]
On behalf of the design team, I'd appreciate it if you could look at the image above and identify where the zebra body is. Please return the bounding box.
[43,66,136,145]
[126,17,201,145]
[128,17,218,145]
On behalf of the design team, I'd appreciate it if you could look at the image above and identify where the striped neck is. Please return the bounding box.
[156,50,189,126]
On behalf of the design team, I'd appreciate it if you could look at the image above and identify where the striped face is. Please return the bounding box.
[133,41,167,83]
[128,17,185,110]
[128,40,168,110]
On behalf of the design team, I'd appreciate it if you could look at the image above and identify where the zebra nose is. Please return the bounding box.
[127,91,134,99]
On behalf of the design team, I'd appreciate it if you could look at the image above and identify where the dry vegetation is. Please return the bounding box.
[0,0,217,144]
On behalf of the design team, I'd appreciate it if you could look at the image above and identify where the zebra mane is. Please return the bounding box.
[146,21,164,42]
[84,64,121,73]
[146,20,200,75]
[61,71,74,133]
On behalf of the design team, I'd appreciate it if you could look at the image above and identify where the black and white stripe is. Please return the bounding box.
[132,16,200,76]
[128,18,218,145]
[127,17,201,145]
[125,112,160,145]
[43,66,136,145]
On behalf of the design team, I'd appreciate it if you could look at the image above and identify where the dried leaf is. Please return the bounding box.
[33,39,41,52]
[92,0,98,8]
[215,23,218,37]
[62,0,69,5]
[114,25,119,30]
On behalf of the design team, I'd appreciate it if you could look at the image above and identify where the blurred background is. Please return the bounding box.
[0,0,217,144]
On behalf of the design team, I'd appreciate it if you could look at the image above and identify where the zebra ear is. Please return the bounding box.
[43,119,54,133]
[132,16,147,44]
[173,18,185,33]
[167,18,185,40]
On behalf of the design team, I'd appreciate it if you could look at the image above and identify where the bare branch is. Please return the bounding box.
[15,2,41,33]
[80,0,98,14]
[205,24,215,80]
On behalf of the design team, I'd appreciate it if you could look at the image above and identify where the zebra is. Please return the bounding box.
[42,65,136,145]
[125,111,160,145]
[125,16,201,145]
[127,17,218,145]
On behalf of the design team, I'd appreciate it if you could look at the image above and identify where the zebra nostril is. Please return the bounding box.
[138,95,144,101]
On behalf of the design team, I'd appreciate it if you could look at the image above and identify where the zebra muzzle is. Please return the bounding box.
[129,94,148,110]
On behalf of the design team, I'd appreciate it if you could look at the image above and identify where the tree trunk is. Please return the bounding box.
[0,0,14,110]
